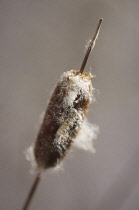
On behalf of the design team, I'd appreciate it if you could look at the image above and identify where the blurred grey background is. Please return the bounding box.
[1,0,139,210]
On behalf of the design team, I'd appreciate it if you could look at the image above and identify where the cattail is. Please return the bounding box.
[34,70,93,169]
[22,19,103,210]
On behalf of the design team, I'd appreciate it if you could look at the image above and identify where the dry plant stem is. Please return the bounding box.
[80,18,103,73]
[22,173,41,210]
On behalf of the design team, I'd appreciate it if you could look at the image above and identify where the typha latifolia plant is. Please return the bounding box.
[22,18,103,210]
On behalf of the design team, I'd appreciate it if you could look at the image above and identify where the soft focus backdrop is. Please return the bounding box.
[1,0,139,210]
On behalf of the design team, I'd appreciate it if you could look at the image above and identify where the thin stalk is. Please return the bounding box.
[22,173,41,210]
[80,18,103,73]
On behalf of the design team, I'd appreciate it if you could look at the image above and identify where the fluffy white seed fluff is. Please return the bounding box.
[73,119,99,153]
